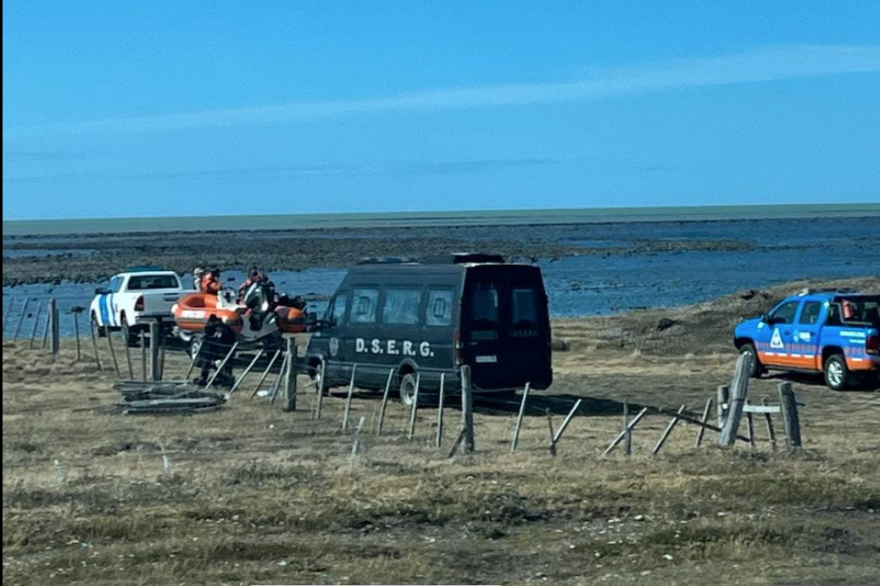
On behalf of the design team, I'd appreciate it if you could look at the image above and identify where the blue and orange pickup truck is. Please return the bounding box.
[734,290,879,390]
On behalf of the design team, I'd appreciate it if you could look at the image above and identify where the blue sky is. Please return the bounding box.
[3,1,880,220]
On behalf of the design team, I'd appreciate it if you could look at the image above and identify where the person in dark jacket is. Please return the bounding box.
[194,315,237,387]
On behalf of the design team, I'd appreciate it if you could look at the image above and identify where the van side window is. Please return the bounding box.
[384,289,422,325]
[426,288,454,327]
[351,288,379,324]
[328,292,349,326]
[512,288,539,333]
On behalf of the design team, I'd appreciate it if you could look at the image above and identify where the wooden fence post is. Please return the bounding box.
[695,397,714,448]
[28,301,43,349]
[49,299,60,356]
[149,321,162,381]
[268,352,290,406]
[460,365,475,454]
[375,368,394,434]
[350,417,366,463]
[314,360,327,419]
[510,382,531,453]
[719,354,751,447]
[602,408,649,456]
[1,297,13,333]
[762,397,778,452]
[546,409,557,457]
[623,400,632,456]
[228,350,265,396]
[777,382,802,451]
[105,329,121,377]
[123,328,135,380]
[342,365,358,431]
[12,298,30,339]
[140,332,148,382]
[72,311,82,361]
[89,319,103,370]
[652,404,687,455]
[435,373,446,448]
[407,373,421,441]
[249,350,281,399]
[745,401,757,450]
[552,399,583,448]
[283,339,297,412]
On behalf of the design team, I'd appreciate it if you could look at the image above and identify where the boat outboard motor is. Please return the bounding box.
[244,281,278,331]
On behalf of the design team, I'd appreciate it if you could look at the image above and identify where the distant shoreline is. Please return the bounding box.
[4,203,879,236]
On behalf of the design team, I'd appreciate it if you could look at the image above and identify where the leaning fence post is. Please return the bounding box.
[106,329,121,377]
[720,354,751,447]
[12,298,30,340]
[460,365,475,454]
[777,382,802,451]
[762,397,778,452]
[228,349,265,397]
[510,382,531,453]
[268,352,290,406]
[342,365,358,431]
[407,373,421,441]
[283,339,297,412]
[552,398,583,448]
[546,409,557,457]
[695,397,714,448]
[435,373,446,448]
[652,404,686,455]
[207,341,239,389]
[602,408,649,456]
[250,350,281,399]
[42,307,51,349]
[623,400,632,456]
[28,301,43,349]
[375,368,394,434]
[89,319,103,369]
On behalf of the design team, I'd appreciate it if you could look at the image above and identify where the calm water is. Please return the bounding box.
[3,214,879,338]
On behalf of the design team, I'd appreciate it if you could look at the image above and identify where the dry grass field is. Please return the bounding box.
[3,281,879,585]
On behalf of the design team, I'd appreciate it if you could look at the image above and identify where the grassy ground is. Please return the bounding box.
[4,321,879,586]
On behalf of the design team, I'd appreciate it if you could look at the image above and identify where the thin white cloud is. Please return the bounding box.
[8,45,880,137]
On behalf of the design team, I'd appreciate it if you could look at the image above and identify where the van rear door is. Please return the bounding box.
[462,265,552,390]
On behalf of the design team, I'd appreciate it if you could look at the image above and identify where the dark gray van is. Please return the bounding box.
[306,254,553,404]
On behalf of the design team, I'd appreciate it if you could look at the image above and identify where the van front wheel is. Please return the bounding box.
[399,373,419,407]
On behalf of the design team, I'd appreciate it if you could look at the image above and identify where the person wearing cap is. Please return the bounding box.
[193,268,205,291]
[200,268,222,296]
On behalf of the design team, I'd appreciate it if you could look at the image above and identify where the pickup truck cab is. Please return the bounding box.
[734,290,879,390]
[90,268,189,342]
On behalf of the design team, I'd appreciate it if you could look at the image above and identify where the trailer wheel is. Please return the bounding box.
[189,335,205,362]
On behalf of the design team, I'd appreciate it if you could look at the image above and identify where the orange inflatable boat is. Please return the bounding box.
[172,292,306,339]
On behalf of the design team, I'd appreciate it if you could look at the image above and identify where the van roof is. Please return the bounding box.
[357,253,506,265]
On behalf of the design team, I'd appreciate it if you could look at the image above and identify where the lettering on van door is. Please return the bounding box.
[355,338,434,358]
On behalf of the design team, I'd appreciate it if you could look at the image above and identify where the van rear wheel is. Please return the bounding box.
[824,354,851,391]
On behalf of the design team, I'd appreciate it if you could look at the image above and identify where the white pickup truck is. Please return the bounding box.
[89,269,189,342]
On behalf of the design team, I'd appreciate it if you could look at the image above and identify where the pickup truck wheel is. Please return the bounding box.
[739,343,764,378]
[120,316,139,347]
[824,355,851,391]
[91,312,107,338]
